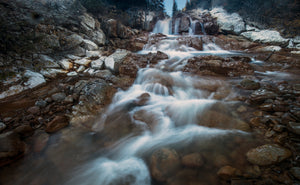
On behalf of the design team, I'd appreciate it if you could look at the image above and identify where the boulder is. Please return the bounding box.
[82,39,98,51]
[104,49,130,72]
[64,34,84,49]
[91,58,105,70]
[74,58,92,66]
[51,92,67,102]
[40,69,68,79]
[150,148,181,182]
[210,7,245,35]
[241,30,289,46]
[46,116,69,133]
[246,144,291,166]
[59,59,73,70]
[79,13,96,31]
[24,70,46,89]
[181,153,204,168]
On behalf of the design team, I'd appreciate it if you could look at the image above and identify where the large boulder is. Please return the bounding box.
[210,7,245,35]
[246,144,291,166]
[104,49,131,73]
[241,30,289,46]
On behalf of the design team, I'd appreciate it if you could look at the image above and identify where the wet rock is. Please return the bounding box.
[210,7,245,35]
[33,131,49,153]
[45,116,69,133]
[58,59,73,70]
[51,92,67,102]
[0,122,6,132]
[27,106,40,115]
[150,148,180,182]
[241,30,289,46]
[249,117,262,127]
[134,93,151,106]
[181,153,203,168]
[246,144,291,166]
[249,89,278,104]
[287,122,300,135]
[290,167,300,180]
[0,131,26,166]
[240,79,260,90]
[133,110,159,131]
[217,166,238,180]
[82,39,98,51]
[14,125,34,138]
[177,36,203,50]
[174,13,191,33]
[91,58,104,70]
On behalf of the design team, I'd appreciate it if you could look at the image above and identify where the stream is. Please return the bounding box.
[0,19,299,185]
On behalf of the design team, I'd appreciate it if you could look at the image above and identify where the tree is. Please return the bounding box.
[172,0,178,17]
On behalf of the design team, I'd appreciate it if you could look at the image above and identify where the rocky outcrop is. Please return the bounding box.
[241,30,289,46]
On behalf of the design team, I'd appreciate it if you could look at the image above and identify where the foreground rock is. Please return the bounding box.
[246,144,291,166]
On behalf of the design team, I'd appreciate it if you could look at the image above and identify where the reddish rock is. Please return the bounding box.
[182,153,204,168]
[46,116,69,133]
[27,106,40,115]
[217,165,239,180]
[14,125,34,138]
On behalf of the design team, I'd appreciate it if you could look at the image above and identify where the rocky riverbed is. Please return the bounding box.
[0,1,300,185]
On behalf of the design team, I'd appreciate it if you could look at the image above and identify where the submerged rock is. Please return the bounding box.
[150,148,180,182]
[240,79,260,90]
[246,144,291,166]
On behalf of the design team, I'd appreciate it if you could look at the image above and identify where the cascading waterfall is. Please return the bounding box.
[174,18,180,35]
[152,19,172,35]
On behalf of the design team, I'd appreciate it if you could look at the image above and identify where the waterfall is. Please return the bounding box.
[200,22,206,35]
[174,18,180,34]
[152,19,172,35]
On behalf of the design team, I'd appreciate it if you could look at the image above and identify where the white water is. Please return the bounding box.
[66,20,249,185]
[152,19,172,35]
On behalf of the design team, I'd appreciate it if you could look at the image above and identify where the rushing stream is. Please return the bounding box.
[2,19,296,185]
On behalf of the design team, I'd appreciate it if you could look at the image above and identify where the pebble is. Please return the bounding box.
[27,106,40,115]
[35,100,47,108]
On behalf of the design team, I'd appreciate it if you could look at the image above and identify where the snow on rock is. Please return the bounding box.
[256,46,282,52]
[24,70,46,89]
[210,7,245,35]
[241,30,289,46]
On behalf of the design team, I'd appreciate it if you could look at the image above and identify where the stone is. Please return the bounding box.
[0,122,6,132]
[74,58,91,66]
[27,106,40,115]
[249,89,278,104]
[93,70,113,79]
[14,125,34,138]
[35,100,47,108]
[290,167,300,180]
[91,58,104,70]
[59,59,73,70]
[246,144,292,166]
[243,165,261,178]
[36,54,60,68]
[0,131,26,166]
[287,122,300,135]
[241,30,289,46]
[67,71,78,77]
[82,39,98,51]
[51,92,67,102]
[64,34,83,49]
[150,148,180,182]
[79,13,95,31]
[90,30,106,46]
[86,50,101,58]
[240,79,260,90]
[23,70,46,89]
[64,95,74,103]
[255,46,282,52]
[182,153,203,168]
[40,69,68,79]
[210,7,245,35]
[104,49,130,72]
[46,116,69,133]
[217,166,238,180]
[76,66,86,73]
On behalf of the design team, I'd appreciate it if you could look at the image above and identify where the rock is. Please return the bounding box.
[35,54,60,68]
[249,89,278,104]
[290,167,300,180]
[64,95,74,103]
[104,49,130,72]
[150,148,180,182]
[174,13,191,33]
[46,116,69,133]
[91,58,104,70]
[0,85,25,100]
[0,122,6,132]
[82,39,98,51]
[181,153,203,168]
[64,34,83,49]
[24,70,46,89]
[51,92,67,102]
[243,165,261,178]
[67,71,78,77]
[33,131,49,153]
[287,122,300,135]
[71,46,86,57]
[90,30,106,46]
[86,50,101,58]
[240,79,260,90]
[59,59,73,70]
[217,166,238,180]
[210,7,245,35]
[255,46,282,52]
[0,131,26,166]
[14,125,34,138]
[35,100,47,108]
[93,70,113,79]
[27,106,40,115]
[74,58,91,66]
[40,69,68,78]
[241,30,289,46]
[79,13,95,31]
[246,144,292,166]
[134,93,151,106]
[76,66,86,73]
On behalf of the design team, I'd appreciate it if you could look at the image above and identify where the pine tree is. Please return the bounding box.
[172,0,178,17]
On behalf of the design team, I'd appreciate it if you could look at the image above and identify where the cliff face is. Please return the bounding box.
[187,0,300,37]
